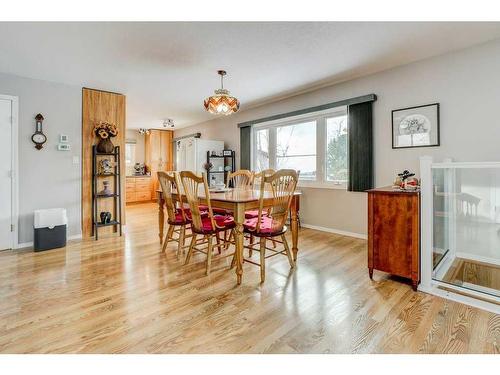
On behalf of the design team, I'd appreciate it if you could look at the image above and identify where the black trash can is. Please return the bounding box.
[34,208,67,252]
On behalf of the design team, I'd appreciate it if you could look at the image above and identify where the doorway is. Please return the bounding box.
[0,95,18,250]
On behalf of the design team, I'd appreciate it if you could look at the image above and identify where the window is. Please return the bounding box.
[326,114,348,183]
[276,121,316,180]
[125,142,136,175]
[251,107,348,188]
[255,128,269,171]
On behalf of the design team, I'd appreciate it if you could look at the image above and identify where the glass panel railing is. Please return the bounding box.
[432,166,500,298]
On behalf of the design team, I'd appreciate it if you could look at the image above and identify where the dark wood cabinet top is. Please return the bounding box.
[367,186,420,195]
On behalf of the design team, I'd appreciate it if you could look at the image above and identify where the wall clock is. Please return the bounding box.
[32,113,47,150]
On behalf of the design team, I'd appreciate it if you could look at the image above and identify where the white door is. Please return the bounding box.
[0,98,14,250]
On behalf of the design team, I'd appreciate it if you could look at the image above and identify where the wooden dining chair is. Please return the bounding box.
[179,171,236,275]
[157,171,192,259]
[227,169,253,189]
[243,169,299,283]
[246,168,275,219]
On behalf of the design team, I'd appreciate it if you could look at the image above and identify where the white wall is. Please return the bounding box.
[175,38,500,236]
[0,72,81,244]
[125,129,145,164]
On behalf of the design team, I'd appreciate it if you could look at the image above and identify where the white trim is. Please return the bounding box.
[301,223,367,240]
[0,95,19,250]
[431,161,500,169]
[298,181,347,190]
[252,106,347,129]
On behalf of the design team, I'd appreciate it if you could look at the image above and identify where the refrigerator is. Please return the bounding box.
[175,137,225,186]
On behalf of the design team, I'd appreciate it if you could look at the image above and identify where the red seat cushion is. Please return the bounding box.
[243,216,286,237]
[168,210,190,225]
[193,215,235,234]
[245,209,260,219]
[199,205,229,215]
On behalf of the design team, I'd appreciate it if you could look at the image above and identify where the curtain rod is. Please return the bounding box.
[237,94,376,128]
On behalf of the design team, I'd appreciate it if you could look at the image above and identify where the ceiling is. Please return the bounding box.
[1,22,500,129]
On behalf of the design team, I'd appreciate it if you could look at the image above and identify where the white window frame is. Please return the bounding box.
[251,106,348,189]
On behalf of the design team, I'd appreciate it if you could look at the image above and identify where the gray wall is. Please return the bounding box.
[0,73,82,243]
[175,38,500,236]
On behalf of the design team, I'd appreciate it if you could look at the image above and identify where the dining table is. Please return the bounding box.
[156,188,301,285]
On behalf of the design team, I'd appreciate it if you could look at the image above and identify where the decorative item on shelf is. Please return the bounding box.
[222,149,232,156]
[98,180,113,196]
[133,163,146,175]
[210,150,217,156]
[224,165,232,172]
[393,170,419,191]
[203,162,213,171]
[138,128,150,135]
[204,70,240,115]
[99,211,112,224]
[31,113,47,150]
[98,159,114,175]
[94,121,118,153]
[392,103,440,149]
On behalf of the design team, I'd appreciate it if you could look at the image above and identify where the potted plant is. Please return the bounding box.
[94,121,118,153]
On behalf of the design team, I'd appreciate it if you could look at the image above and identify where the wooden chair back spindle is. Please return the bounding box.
[158,171,186,223]
[180,171,219,233]
[255,169,299,234]
[253,168,275,191]
[227,169,253,189]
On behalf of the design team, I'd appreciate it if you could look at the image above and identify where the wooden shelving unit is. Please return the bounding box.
[92,145,122,240]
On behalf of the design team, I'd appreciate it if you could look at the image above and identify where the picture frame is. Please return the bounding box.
[392,103,440,149]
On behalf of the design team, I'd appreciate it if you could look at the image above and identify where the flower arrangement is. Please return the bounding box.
[94,121,118,139]
[94,121,118,153]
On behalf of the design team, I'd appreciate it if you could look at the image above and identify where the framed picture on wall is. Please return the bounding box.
[392,103,440,149]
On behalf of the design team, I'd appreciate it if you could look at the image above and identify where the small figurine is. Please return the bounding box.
[99,158,114,174]
[394,170,419,190]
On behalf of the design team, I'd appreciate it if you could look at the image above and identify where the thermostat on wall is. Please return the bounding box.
[58,143,71,151]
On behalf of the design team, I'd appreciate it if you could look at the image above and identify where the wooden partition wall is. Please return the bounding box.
[82,88,126,238]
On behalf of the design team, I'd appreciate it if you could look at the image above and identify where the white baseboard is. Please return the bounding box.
[301,223,367,240]
[15,233,82,249]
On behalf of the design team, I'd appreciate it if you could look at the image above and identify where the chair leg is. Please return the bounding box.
[216,232,222,254]
[185,234,197,265]
[282,234,295,268]
[162,225,175,252]
[249,234,254,257]
[259,237,266,283]
[176,225,186,260]
[206,235,213,275]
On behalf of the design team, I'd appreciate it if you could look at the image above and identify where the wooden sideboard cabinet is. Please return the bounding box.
[367,186,420,290]
[126,176,152,203]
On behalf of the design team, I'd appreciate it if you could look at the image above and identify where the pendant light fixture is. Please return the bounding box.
[204,70,240,115]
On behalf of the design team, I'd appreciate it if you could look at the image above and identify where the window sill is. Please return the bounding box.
[297,181,347,190]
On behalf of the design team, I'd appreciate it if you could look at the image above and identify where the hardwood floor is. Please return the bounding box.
[0,203,498,354]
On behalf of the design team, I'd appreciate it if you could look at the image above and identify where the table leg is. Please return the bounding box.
[234,203,245,285]
[158,192,165,243]
[291,195,299,261]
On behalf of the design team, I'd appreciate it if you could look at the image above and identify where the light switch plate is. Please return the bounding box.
[58,143,71,151]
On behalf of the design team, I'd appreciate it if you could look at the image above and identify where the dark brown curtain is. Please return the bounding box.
[348,101,373,192]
